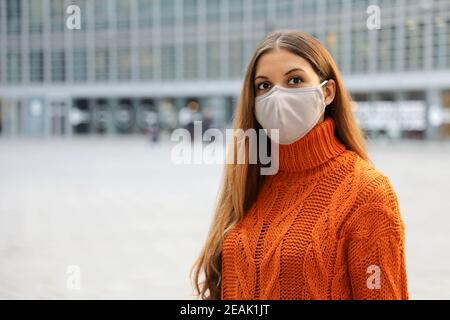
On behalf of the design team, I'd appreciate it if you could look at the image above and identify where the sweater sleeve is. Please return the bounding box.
[345,176,409,300]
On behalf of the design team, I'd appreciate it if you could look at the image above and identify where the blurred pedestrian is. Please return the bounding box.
[145,109,160,146]
[178,100,202,142]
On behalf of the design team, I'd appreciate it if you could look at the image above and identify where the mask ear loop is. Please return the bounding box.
[318,79,330,113]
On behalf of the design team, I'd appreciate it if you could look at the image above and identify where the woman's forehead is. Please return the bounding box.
[255,50,313,77]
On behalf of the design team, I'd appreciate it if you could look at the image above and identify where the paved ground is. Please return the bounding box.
[0,135,449,299]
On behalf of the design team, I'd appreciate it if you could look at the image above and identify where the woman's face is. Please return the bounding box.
[253,48,336,119]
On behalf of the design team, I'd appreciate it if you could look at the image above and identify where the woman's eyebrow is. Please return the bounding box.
[284,67,306,75]
[254,67,306,81]
[254,75,269,81]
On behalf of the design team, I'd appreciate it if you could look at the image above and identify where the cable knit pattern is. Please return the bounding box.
[221,117,409,300]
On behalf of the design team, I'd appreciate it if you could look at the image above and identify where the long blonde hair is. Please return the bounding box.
[190,29,369,300]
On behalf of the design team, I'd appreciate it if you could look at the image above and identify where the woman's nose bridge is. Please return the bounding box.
[271,78,285,88]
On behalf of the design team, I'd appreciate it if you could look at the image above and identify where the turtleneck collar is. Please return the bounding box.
[276,116,346,172]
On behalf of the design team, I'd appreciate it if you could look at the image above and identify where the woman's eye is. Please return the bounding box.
[257,82,271,91]
[288,76,302,85]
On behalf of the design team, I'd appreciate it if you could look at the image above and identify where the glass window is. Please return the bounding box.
[206,0,220,24]
[139,48,154,80]
[117,1,131,29]
[447,20,450,69]
[207,41,221,79]
[351,0,369,21]
[95,0,109,30]
[30,51,44,82]
[6,0,21,34]
[50,0,65,32]
[73,49,87,82]
[7,52,21,83]
[276,0,293,27]
[253,0,267,21]
[325,0,342,28]
[161,45,175,80]
[118,48,131,80]
[76,0,88,30]
[351,29,369,73]
[229,39,243,78]
[300,0,316,26]
[325,31,341,67]
[51,51,65,82]
[183,43,198,79]
[229,0,244,23]
[161,0,175,26]
[184,0,197,25]
[405,20,425,70]
[138,0,152,28]
[29,0,43,33]
[377,26,397,72]
[95,49,109,81]
[432,16,446,69]
[301,0,316,14]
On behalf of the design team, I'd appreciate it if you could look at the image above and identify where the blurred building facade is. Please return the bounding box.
[0,0,449,138]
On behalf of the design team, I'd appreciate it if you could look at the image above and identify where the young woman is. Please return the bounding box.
[191,30,409,300]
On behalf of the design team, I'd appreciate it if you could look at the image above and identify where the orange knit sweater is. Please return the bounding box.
[221,117,409,300]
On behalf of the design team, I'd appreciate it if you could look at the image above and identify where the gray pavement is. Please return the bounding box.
[0,136,449,299]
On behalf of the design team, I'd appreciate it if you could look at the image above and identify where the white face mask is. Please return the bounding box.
[254,80,329,145]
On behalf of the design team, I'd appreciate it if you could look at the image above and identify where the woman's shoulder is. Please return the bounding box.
[337,148,390,188]
[334,149,400,211]
[350,151,397,204]
[338,150,404,237]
